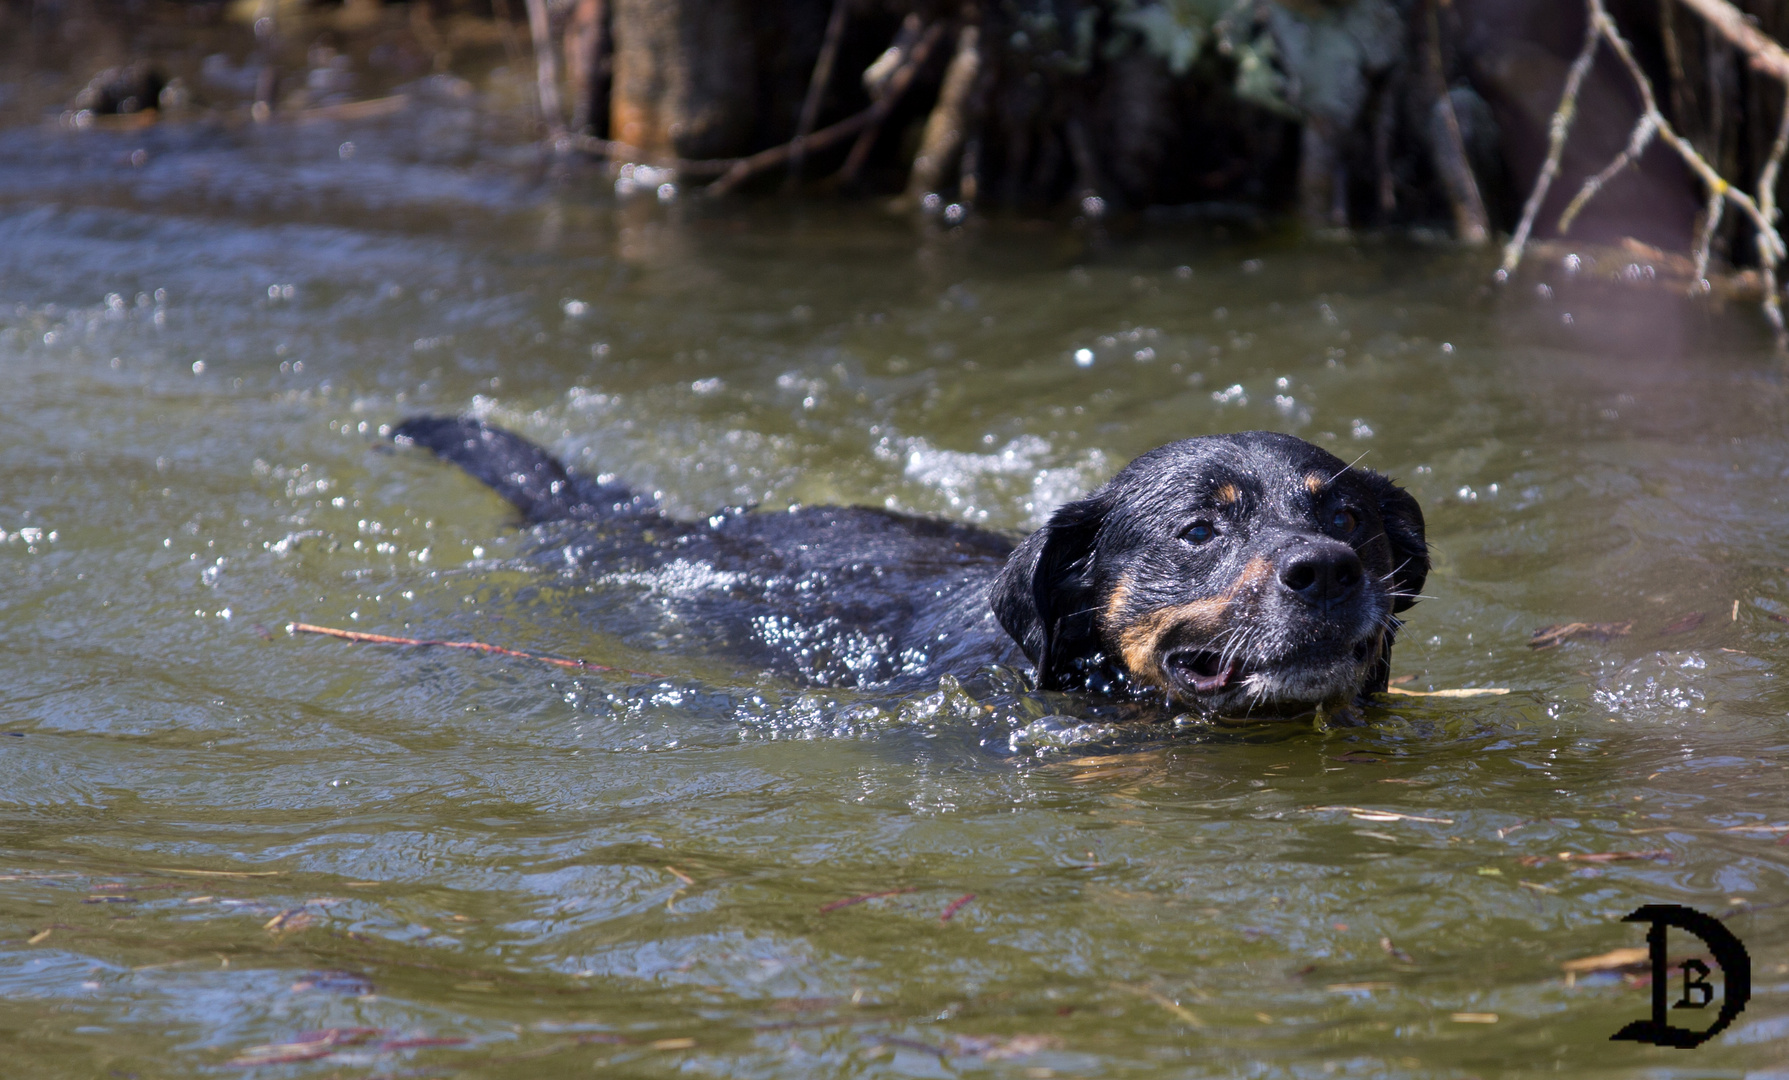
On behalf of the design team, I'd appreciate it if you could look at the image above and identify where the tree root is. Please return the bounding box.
[1502,0,1789,344]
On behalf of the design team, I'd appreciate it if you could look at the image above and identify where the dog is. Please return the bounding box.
[393,417,1427,715]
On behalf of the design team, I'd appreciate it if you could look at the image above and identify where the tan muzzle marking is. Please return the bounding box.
[1114,556,1273,683]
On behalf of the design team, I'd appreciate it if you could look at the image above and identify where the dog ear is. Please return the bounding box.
[1373,477,1428,613]
[991,491,1111,689]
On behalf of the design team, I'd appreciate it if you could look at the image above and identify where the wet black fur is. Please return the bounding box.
[394,418,1426,710]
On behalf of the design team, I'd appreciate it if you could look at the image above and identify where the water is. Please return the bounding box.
[1,98,1786,1079]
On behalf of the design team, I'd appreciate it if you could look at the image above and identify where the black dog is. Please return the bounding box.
[393,417,1426,714]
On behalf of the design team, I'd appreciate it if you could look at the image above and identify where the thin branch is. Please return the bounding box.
[1504,0,1789,342]
[789,0,852,181]
[1692,188,1725,280]
[289,621,657,676]
[1594,1,1781,260]
[1674,0,1789,82]
[570,134,739,175]
[835,22,947,187]
[1754,80,1789,338]
[1557,113,1657,233]
[716,21,945,196]
[1501,11,1601,273]
[1423,0,1489,243]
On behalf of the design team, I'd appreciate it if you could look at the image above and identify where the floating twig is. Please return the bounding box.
[289,622,655,677]
[1529,621,1631,649]
[1383,686,1510,698]
[1308,806,1454,824]
[939,892,976,922]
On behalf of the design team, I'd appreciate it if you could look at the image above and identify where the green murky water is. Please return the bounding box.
[1,100,1786,1079]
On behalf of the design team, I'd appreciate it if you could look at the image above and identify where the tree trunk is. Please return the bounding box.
[565,0,609,136]
[609,0,757,160]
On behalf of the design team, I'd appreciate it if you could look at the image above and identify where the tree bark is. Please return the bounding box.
[609,0,757,160]
[564,0,609,136]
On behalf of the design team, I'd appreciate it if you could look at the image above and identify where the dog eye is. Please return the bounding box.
[1180,520,1216,544]
[1328,508,1358,534]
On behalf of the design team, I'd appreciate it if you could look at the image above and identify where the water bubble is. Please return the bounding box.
[1079,194,1105,218]
[192,360,206,374]
[1440,342,1454,353]
[1211,384,1247,405]
[338,141,355,160]
[1175,265,1193,279]
[922,192,943,212]
[562,299,588,317]
[943,202,966,225]
[1074,348,1094,367]
[657,182,677,203]
[1241,259,1263,273]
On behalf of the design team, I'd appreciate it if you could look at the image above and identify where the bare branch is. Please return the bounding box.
[1505,0,1789,341]
[1674,0,1789,82]
[1501,13,1601,273]
[1558,113,1657,234]
[789,0,852,181]
[1692,188,1725,281]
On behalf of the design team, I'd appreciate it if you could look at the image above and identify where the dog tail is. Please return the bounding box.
[392,415,652,524]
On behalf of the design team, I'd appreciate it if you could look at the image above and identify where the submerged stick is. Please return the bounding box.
[289,621,650,676]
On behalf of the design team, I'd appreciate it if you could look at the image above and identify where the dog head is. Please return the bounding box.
[991,432,1426,713]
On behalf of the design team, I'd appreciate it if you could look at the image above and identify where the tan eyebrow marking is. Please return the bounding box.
[1215,483,1241,505]
[1304,472,1327,495]
[1114,557,1273,683]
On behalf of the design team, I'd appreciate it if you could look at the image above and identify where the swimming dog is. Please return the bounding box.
[393,417,1426,714]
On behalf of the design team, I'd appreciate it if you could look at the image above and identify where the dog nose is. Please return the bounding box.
[1277,542,1364,606]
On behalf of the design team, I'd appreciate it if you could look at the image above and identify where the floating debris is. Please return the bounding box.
[1530,621,1632,649]
[1659,611,1707,635]
[939,893,976,922]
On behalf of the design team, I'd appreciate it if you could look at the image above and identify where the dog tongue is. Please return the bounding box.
[1189,660,1237,693]
[1195,658,1237,690]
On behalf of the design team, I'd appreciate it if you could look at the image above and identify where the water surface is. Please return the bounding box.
[0,103,1786,1078]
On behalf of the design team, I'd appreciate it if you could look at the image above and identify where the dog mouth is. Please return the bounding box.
[1162,648,1243,693]
[1161,636,1376,702]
